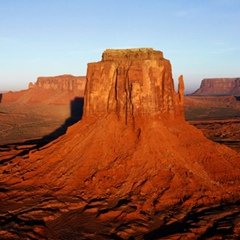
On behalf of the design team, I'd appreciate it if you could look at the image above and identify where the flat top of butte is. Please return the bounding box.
[102,48,164,61]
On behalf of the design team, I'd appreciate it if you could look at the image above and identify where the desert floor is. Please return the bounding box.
[1,95,240,152]
[185,95,240,152]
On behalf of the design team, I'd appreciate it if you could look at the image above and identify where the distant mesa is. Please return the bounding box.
[192,78,240,96]
[31,74,86,92]
[1,74,86,105]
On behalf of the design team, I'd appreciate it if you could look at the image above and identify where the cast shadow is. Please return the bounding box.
[0,93,2,103]
[41,97,84,143]
[0,97,84,163]
[234,96,240,101]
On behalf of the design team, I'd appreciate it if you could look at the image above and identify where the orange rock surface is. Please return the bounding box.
[0,49,240,239]
[84,48,184,121]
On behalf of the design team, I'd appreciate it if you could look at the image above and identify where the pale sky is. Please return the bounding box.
[0,0,239,93]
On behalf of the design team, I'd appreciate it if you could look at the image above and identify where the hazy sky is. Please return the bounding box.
[0,0,239,93]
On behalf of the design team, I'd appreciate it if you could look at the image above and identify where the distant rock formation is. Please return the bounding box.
[192,78,240,95]
[1,75,86,105]
[31,74,86,93]
[1,49,240,239]
[84,48,184,122]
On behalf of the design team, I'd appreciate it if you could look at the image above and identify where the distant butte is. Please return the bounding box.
[192,77,240,95]
[31,74,86,92]
[0,48,240,239]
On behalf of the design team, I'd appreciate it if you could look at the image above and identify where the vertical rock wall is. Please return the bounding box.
[84,48,184,123]
[32,74,86,93]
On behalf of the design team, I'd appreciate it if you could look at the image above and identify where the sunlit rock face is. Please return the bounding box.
[32,74,86,92]
[192,78,240,95]
[84,48,184,123]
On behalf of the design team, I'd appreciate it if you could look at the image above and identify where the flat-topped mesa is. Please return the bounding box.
[192,78,240,96]
[84,48,184,124]
[29,74,86,93]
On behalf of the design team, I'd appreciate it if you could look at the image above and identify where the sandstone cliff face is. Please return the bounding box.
[84,48,184,123]
[1,75,86,104]
[31,74,86,93]
[192,78,240,95]
[0,49,240,239]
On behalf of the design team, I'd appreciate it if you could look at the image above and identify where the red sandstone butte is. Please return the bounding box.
[0,48,240,239]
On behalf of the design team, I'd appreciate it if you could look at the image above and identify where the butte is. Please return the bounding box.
[0,48,240,239]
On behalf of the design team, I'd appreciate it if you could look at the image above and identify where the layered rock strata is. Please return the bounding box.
[0,49,240,239]
[84,48,184,123]
[30,74,86,92]
[192,78,240,95]
[1,75,86,104]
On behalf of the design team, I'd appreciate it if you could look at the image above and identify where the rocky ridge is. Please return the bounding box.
[0,49,240,239]
[192,78,240,96]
